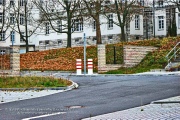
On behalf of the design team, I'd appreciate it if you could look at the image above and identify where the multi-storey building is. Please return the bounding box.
[0,0,180,53]
[0,0,40,53]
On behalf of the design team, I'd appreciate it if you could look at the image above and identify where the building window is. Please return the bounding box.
[0,50,5,55]
[10,0,14,7]
[72,18,83,32]
[0,0,5,6]
[0,31,5,41]
[75,38,79,42]
[0,13,4,23]
[10,13,14,24]
[93,20,96,30]
[158,16,164,30]
[40,0,44,5]
[20,14,24,25]
[140,0,144,6]
[104,0,110,5]
[10,31,15,42]
[19,0,25,6]
[20,32,24,42]
[135,15,140,30]
[45,40,49,45]
[178,14,180,28]
[57,20,62,32]
[108,36,113,41]
[121,0,125,3]
[93,37,96,41]
[45,22,50,34]
[58,40,62,45]
[158,0,163,7]
[39,41,43,45]
[108,14,113,29]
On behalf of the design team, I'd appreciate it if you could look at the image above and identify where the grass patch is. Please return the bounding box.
[105,37,180,74]
[0,76,72,88]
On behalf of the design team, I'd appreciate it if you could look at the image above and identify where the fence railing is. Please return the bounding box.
[106,45,124,64]
[166,42,180,63]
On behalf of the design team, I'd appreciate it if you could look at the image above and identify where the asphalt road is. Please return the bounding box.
[0,72,180,120]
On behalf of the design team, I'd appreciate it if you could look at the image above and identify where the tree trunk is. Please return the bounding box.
[67,15,72,48]
[25,2,29,53]
[67,30,72,48]
[96,16,102,44]
[121,26,126,42]
[25,40,29,53]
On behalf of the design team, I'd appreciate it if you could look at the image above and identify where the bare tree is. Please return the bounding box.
[82,0,107,44]
[163,0,177,37]
[0,1,15,43]
[10,0,42,53]
[164,0,180,11]
[105,0,141,42]
[33,0,82,48]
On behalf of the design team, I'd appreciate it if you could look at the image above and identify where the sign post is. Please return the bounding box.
[84,33,86,75]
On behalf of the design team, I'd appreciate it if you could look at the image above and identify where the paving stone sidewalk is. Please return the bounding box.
[83,96,180,120]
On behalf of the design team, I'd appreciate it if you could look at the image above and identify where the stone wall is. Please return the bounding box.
[123,45,158,67]
[98,44,123,73]
[97,45,157,73]
[10,45,20,76]
[38,34,121,51]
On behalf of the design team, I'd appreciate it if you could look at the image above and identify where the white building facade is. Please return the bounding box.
[0,0,180,53]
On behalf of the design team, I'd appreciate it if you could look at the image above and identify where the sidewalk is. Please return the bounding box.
[21,70,180,77]
[83,96,180,120]
[0,81,78,104]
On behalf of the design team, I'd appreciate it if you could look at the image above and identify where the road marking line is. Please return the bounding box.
[22,112,66,120]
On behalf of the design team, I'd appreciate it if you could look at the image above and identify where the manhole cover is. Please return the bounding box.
[66,105,84,109]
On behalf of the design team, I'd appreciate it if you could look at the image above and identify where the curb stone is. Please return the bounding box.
[0,80,78,92]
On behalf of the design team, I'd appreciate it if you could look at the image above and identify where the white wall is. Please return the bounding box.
[35,13,122,45]
[176,8,180,35]
[130,15,144,35]
[154,9,167,36]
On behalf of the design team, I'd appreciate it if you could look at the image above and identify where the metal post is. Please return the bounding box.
[146,14,148,39]
[84,33,86,75]
[12,33,14,46]
[153,0,155,38]
[113,46,116,64]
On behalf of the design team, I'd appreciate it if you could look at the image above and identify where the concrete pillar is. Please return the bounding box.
[98,44,106,73]
[10,45,20,76]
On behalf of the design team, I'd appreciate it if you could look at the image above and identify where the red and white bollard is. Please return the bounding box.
[76,59,82,75]
[87,59,93,75]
